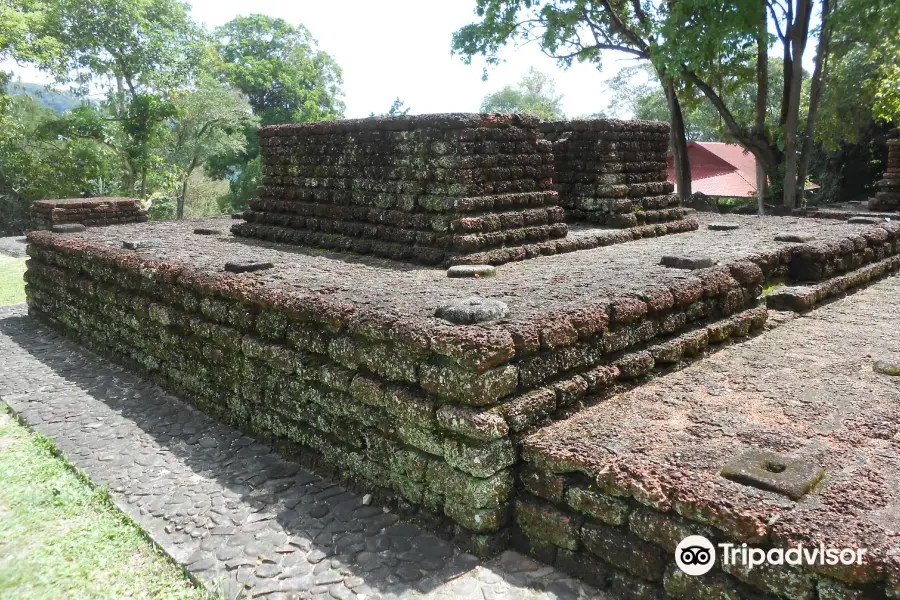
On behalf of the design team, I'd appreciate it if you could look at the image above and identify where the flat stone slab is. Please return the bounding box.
[435,296,509,324]
[446,265,496,278]
[707,222,740,231]
[122,239,160,250]
[659,255,715,270]
[774,232,817,242]
[848,216,886,225]
[0,304,608,600]
[224,260,274,273]
[523,276,900,580]
[720,449,824,500]
[51,223,86,233]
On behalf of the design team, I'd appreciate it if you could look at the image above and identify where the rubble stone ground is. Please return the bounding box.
[0,303,609,600]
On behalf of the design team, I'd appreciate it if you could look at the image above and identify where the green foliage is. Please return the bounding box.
[209,14,345,209]
[164,76,257,217]
[371,98,411,117]
[480,68,564,119]
[0,407,214,599]
[38,0,204,94]
[213,14,344,125]
[0,256,27,306]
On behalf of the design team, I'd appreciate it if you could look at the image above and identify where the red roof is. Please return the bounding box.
[667,142,757,197]
[666,141,818,197]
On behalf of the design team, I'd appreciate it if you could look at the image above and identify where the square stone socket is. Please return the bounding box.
[225,260,274,274]
[721,449,824,500]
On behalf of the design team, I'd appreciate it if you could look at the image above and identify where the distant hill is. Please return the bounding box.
[9,82,86,113]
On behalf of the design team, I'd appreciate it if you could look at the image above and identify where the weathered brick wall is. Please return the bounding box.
[514,454,888,599]
[21,221,900,562]
[539,120,684,227]
[869,131,900,211]
[31,197,148,230]
[233,114,569,266]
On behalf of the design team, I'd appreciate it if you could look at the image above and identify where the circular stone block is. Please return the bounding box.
[708,222,740,231]
[435,296,509,324]
[51,223,86,233]
[193,228,221,235]
[774,232,817,243]
[873,360,900,376]
[447,265,497,278]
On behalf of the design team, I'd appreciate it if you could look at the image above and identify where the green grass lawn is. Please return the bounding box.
[0,256,26,306]
[0,406,219,600]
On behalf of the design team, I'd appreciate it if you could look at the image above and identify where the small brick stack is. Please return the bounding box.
[31,197,148,230]
[540,120,685,227]
[233,114,567,266]
[869,129,900,211]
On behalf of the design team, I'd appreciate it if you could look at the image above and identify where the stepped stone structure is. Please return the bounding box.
[869,129,900,211]
[539,119,687,227]
[31,197,148,231]
[19,114,900,600]
[233,114,568,266]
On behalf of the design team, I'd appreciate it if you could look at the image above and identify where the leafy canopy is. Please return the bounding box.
[480,68,565,119]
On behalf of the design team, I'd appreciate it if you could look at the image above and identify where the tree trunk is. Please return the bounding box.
[796,0,832,200]
[755,0,769,215]
[177,176,189,220]
[663,77,692,202]
[782,0,812,210]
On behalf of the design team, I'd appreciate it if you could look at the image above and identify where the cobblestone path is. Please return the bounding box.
[0,303,604,600]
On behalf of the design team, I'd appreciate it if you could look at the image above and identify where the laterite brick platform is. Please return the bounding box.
[234,114,567,266]
[30,197,148,230]
[22,210,900,565]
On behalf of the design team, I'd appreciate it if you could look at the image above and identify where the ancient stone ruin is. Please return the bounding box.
[869,129,900,211]
[234,114,697,266]
[540,120,685,227]
[22,114,900,599]
[30,197,148,232]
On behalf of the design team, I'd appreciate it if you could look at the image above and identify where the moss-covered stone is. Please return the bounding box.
[489,388,556,432]
[520,467,566,504]
[443,437,516,478]
[435,405,509,441]
[515,499,582,551]
[581,522,667,583]
[419,362,518,405]
[663,566,744,600]
[426,462,512,508]
[444,502,511,533]
[565,485,631,526]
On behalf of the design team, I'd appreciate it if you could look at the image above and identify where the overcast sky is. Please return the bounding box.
[2,0,819,119]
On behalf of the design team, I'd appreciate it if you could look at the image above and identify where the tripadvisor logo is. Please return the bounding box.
[675,535,716,576]
[675,535,868,576]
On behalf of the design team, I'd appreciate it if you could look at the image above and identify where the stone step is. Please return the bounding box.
[765,253,900,310]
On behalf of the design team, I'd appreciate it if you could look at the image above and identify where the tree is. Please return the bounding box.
[371,98,411,117]
[19,0,206,199]
[662,0,900,209]
[480,68,565,119]
[452,0,698,202]
[165,77,258,219]
[210,14,345,209]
